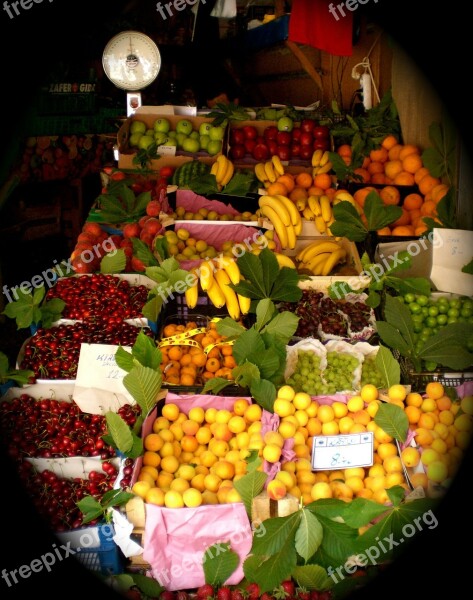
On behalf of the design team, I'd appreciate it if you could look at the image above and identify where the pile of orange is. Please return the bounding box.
[264,169,337,204]
[159,321,235,386]
[342,134,449,236]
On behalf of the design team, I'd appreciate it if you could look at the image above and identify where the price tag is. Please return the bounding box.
[311,432,374,470]
[157,144,177,156]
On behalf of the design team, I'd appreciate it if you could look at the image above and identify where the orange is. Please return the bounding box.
[180,373,196,386]
[277,174,295,193]
[353,168,370,183]
[399,144,420,161]
[337,144,352,157]
[403,193,423,211]
[191,351,207,368]
[361,156,371,169]
[313,173,332,190]
[340,155,351,165]
[381,134,399,150]
[419,175,441,196]
[368,161,384,175]
[431,184,449,204]
[409,209,422,223]
[402,153,423,174]
[388,144,403,160]
[179,353,193,367]
[420,200,437,217]
[307,186,325,197]
[206,347,221,359]
[393,172,415,186]
[371,173,386,184]
[163,324,177,337]
[377,226,391,236]
[289,187,308,202]
[384,160,403,180]
[353,186,376,208]
[391,225,415,236]
[414,167,430,185]
[370,147,388,163]
[391,207,411,227]
[266,181,288,196]
[296,172,314,189]
[414,223,429,236]
[380,185,401,205]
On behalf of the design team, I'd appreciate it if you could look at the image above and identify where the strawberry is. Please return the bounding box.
[217,587,232,600]
[176,592,189,600]
[160,592,176,600]
[246,583,261,600]
[309,592,319,600]
[230,589,245,600]
[317,592,331,600]
[197,585,215,600]
[260,593,274,600]
[296,588,310,600]
[281,581,295,597]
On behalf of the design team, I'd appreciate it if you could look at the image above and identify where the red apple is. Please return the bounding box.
[263,125,278,141]
[242,125,257,140]
[276,131,292,146]
[277,145,291,161]
[313,139,330,151]
[253,143,270,161]
[300,132,313,146]
[291,142,301,157]
[299,145,313,160]
[244,139,256,154]
[231,129,245,145]
[314,125,330,140]
[230,144,246,160]
[301,118,316,133]
[256,135,265,145]
[267,140,278,156]
[292,127,302,141]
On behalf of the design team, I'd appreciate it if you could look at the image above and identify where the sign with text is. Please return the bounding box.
[311,432,374,470]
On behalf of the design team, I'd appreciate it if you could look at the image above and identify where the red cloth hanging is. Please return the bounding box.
[288,0,353,56]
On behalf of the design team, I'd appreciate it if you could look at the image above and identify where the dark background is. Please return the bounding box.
[1,1,472,598]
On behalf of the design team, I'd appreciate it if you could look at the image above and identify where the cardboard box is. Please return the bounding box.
[117,110,225,171]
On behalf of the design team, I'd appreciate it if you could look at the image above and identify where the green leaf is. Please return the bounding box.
[255,298,277,332]
[201,377,232,395]
[305,498,355,520]
[203,542,240,587]
[233,328,266,365]
[435,187,457,228]
[154,236,170,261]
[259,248,280,294]
[222,171,255,196]
[269,269,304,303]
[100,248,127,274]
[236,253,266,297]
[375,321,411,354]
[105,411,134,453]
[251,347,281,381]
[233,362,261,388]
[386,485,406,507]
[40,297,66,328]
[462,259,473,275]
[142,292,164,324]
[77,496,104,524]
[101,489,135,510]
[131,331,162,370]
[374,402,409,442]
[383,294,417,352]
[292,565,334,591]
[115,346,135,373]
[422,147,444,178]
[130,573,164,598]
[123,365,162,416]
[232,280,266,301]
[112,574,136,593]
[127,431,145,458]
[216,317,246,338]
[261,311,299,344]
[308,514,359,567]
[233,469,267,517]
[364,192,402,231]
[342,498,390,528]
[250,378,276,412]
[374,345,401,387]
[388,276,431,298]
[418,323,473,369]
[190,174,219,196]
[252,512,302,556]
[131,238,160,267]
[295,508,323,562]
[328,281,358,300]
[365,289,381,309]
[331,203,368,242]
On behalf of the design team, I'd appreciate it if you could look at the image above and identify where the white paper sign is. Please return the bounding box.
[311,432,374,470]
[431,228,473,296]
[73,343,134,414]
[157,144,177,156]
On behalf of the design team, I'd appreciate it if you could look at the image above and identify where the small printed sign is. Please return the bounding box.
[311,432,374,470]
[157,144,177,156]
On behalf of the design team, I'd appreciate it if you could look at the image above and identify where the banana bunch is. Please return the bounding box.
[185,255,250,320]
[254,155,285,187]
[332,189,364,216]
[257,194,302,250]
[301,194,334,234]
[296,240,347,276]
[210,155,235,191]
[311,150,333,175]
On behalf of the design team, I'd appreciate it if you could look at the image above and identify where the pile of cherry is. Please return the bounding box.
[0,395,141,531]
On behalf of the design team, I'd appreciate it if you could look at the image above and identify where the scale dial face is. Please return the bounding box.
[102,30,161,91]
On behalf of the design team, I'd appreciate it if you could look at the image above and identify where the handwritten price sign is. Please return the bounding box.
[311,432,374,470]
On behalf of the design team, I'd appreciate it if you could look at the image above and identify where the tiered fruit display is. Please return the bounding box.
[229,117,330,162]
[294,240,349,275]
[128,117,225,156]
[158,320,238,386]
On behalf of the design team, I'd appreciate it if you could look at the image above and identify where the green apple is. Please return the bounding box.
[277,116,294,132]
[207,140,222,156]
[154,132,168,145]
[199,135,210,151]
[209,126,225,141]
[130,120,146,135]
[154,118,171,133]
[176,119,193,136]
[138,135,155,150]
[163,137,177,147]
[199,122,212,136]
[182,137,200,153]
[129,132,143,148]
[145,129,155,137]
[190,131,200,140]
[176,132,188,148]
[167,131,177,139]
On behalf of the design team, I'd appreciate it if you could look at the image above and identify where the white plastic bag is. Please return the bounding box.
[324,340,365,392]
[210,0,237,19]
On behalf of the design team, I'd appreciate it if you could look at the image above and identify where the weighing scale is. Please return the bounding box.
[102,30,161,116]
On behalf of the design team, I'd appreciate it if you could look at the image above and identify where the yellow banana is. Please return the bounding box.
[296,196,307,212]
[320,195,332,222]
[333,190,355,203]
[303,206,316,221]
[219,254,241,285]
[300,240,343,262]
[321,248,347,276]
[308,195,322,217]
[207,279,226,308]
[215,155,228,183]
[255,162,268,183]
[271,154,285,176]
[184,269,199,309]
[311,149,324,167]
[264,161,277,183]
[215,269,241,320]
[237,294,251,315]
[285,223,296,250]
[275,253,296,269]
[274,195,302,235]
[259,204,289,249]
[320,150,331,167]
[259,196,291,226]
[220,160,234,187]
[315,161,333,175]
[304,252,332,275]
[211,162,219,177]
[199,259,215,292]
[315,215,327,234]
